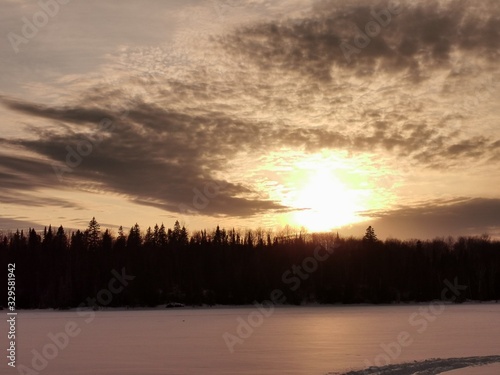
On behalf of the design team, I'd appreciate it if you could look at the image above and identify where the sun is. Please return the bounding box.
[251,149,379,232]
[290,169,366,232]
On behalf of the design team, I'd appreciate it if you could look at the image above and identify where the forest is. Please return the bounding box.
[2,218,500,309]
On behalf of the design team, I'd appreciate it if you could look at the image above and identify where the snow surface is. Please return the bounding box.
[444,363,500,374]
[331,356,500,374]
[2,304,499,374]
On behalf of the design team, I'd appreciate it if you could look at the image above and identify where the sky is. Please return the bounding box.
[0,0,499,239]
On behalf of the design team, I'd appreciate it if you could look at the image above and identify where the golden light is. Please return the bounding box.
[231,149,387,232]
[290,169,366,232]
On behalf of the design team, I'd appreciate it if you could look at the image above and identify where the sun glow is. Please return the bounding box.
[234,149,388,233]
[290,169,366,232]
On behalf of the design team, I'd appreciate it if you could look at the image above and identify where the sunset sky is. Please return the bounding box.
[1,0,499,239]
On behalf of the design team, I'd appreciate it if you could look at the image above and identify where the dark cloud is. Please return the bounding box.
[344,198,500,239]
[1,96,113,126]
[0,153,60,190]
[221,0,500,80]
[0,96,290,218]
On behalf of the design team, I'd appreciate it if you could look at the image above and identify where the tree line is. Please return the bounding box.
[2,219,500,309]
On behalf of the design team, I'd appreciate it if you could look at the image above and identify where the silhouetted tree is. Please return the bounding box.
[127,223,142,249]
[102,229,113,251]
[363,226,378,243]
[169,221,188,246]
[54,226,68,251]
[86,217,101,251]
[114,226,126,250]
[157,224,167,247]
[28,228,41,250]
[144,227,155,248]
[42,225,53,248]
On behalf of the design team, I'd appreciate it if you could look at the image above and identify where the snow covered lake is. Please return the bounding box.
[5,304,500,374]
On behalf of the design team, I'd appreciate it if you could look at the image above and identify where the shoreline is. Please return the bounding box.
[7,299,500,312]
[442,363,500,374]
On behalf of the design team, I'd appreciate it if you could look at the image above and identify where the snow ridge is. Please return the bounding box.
[330,355,500,375]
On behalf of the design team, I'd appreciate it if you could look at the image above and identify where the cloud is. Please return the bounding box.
[1,96,113,126]
[220,0,500,80]
[0,152,59,190]
[344,198,500,239]
[0,187,80,210]
[0,95,291,218]
[0,217,44,232]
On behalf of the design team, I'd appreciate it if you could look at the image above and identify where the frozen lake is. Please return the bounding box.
[4,304,500,374]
